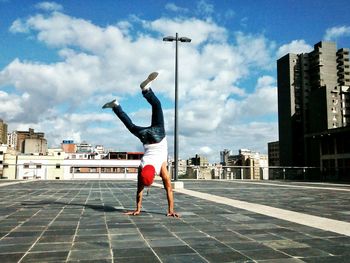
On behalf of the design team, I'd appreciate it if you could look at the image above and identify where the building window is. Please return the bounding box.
[89,167,98,173]
[0,151,3,155]
[101,167,111,173]
[24,164,29,169]
[56,164,60,169]
[36,165,41,169]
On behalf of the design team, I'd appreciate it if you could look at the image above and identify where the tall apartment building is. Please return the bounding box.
[0,119,8,144]
[277,41,350,179]
[267,141,280,166]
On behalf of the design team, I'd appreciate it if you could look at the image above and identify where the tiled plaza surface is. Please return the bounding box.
[0,180,349,263]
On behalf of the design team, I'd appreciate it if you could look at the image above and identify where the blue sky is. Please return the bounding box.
[1,0,350,162]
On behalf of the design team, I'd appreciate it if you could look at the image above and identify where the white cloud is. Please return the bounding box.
[165,3,189,13]
[277,40,313,58]
[146,17,227,45]
[9,19,29,33]
[35,1,63,12]
[196,0,214,16]
[0,91,26,120]
[240,76,277,117]
[234,32,276,69]
[324,25,350,40]
[1,10,278,162]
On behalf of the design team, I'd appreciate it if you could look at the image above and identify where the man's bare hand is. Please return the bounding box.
[125,210,141,216]
[167,212,180,218]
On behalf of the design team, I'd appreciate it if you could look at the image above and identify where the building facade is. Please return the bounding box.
[8,128,46,153]
[219,149,268,180]
[0,119,8,144]
[1,147,141,180]
[268,141,280,166]
[277,41,350,180]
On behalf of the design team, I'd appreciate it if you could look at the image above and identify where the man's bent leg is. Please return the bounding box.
[112,105,144,139]
[142,89,164,127]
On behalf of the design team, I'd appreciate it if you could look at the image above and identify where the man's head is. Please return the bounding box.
[140,164,155,186]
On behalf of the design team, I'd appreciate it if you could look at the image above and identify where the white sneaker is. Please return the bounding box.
[140,72,159,90]
[102,99,118,109]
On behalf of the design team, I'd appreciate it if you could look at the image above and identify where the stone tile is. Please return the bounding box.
[0,243,32,253]
[160,253,208,263]
[226,241,271,251]
[110,240,148,249]
[256,258,305,263]
[30,242,72,252]
[148,237,186,247]
[242,249,292,260]
[113,247,155,258]
[0,253,24,263]
[302,255,350,263]
[74,235,109,242]
[68,260,112,263]
[43,229,76,236]
[113,255,160,263]
[68,249,111,261]
[76,228,108,236]
[0,236,39,245]
[38,234,75,243]
[151,245,197,256]
[109,233,143,242]
[108,227,138,235]
[280,247,331,258]
[21,251,69,262]
[262,239,310,249]
[71,241,110,250]
[202,251,251,262]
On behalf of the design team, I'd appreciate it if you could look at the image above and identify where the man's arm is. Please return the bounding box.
[125,178,144,215]
[160,162,180,217]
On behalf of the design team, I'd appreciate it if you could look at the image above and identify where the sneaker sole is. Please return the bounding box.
[140,72,159,89]
[102,99,116,109]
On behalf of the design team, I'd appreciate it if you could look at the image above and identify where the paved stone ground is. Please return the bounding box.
[0,180,349,263]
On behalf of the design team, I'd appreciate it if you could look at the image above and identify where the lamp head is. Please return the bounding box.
[163,36,176,42]
[179,37,191,42]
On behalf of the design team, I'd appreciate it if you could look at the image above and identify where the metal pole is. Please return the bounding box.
[174,33,179,181]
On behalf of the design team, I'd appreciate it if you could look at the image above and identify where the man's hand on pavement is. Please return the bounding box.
[167,212,180,218]
[125,210,141,216]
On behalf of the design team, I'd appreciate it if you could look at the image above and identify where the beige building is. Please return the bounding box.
[1,147,141,180]
[9,128,46,153]
[221,149,269,180]
[0,119,8,144]
[1,145,17,179]
[24,138,48,154]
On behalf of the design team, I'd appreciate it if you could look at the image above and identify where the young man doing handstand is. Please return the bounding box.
[102,72,179,217]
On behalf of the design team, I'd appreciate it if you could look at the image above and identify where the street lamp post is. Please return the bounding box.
[163,33,191,181]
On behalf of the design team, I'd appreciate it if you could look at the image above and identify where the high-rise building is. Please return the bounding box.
[0,119,8,144]
[277,41,350,179]
[268,141,280,166]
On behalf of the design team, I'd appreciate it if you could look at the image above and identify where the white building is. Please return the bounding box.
[1,148,141,180]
